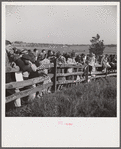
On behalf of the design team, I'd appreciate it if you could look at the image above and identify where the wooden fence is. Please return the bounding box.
[6,59,117,104]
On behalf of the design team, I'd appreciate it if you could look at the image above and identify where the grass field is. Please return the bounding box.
[6,77,117,117]
[13,43,117,55]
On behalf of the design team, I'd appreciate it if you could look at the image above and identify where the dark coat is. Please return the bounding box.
[15,57,33,73]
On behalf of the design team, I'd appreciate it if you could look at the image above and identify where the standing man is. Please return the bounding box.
[6,40,22,109]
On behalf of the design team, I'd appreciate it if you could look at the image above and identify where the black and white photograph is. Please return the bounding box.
[2,1,120,147]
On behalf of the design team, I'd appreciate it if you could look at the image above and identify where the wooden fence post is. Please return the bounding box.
[54,58,57,92]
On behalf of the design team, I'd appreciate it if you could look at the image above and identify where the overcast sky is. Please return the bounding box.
[5,4,117,44]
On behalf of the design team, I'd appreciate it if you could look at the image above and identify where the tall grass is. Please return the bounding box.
[6,77,117,117]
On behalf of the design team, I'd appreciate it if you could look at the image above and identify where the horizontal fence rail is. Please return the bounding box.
[56,78,86,85]
[89,73,117,80]
[6,59,117,104]
[6,82,53,103]
[56,72,84,77]
[6,76,50,89]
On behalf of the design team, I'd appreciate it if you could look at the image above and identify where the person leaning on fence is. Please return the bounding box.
[101,54,111,73]
[35,51,52,95]
[13,53,38,102]
[82,54,87,65]
[47,50,56,63]
[112,55,117,64]
[56,51,66,66]
[37,51,52,94]
[75,54,81,64]
[37,51,50,72]
[66,52,77,70]
[5,40,22,109]
[55,51,67,83]
[22,52,50,98]
[75,53,86,65]
[88,53,96,75]
[66,52,78,80]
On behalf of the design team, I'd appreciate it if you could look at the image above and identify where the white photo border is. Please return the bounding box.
[2,1,120,147]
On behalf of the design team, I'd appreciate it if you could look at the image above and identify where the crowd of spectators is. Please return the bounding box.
[6,40,117,110]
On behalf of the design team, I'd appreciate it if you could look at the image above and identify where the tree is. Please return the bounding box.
[89,34,105,56]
